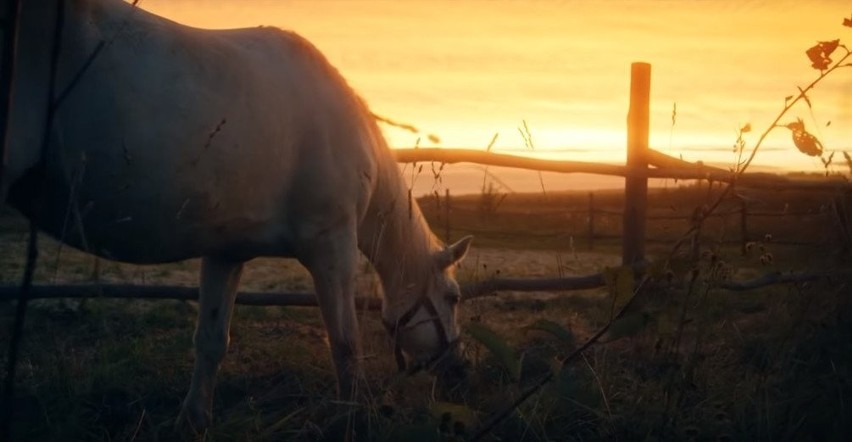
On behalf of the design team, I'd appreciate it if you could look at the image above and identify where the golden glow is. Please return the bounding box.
[138,1,851,184]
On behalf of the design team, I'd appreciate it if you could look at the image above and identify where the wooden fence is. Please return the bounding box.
[1,62,851,304]
[422,188,841,253]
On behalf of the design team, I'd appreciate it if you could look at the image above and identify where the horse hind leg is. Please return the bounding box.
[177,256,245,433]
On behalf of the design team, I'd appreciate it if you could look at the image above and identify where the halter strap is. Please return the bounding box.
[383,296,452,372]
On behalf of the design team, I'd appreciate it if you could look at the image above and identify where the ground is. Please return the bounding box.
[1,184,850,441]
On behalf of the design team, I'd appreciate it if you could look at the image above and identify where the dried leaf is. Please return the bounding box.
[741,123,752,133]
[806,43,831,70]
[785,119,824,157]
[786,117,805,132]
[820,39,840,57]
[795,132,823,156]
[844,16,852,27]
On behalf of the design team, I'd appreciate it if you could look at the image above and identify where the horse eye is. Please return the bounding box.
[445,293,461,305]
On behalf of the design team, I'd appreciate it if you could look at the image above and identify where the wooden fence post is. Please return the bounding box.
[444,188,451,243]
[0,0,22,185]
[587,192,595,250]
[622,62,651,266]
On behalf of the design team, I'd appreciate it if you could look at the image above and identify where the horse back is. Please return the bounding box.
[11,3,382,263]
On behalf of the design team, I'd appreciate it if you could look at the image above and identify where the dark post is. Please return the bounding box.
[622,62,651,266]
[588,192,595,250]
[0,2,21,439]
[0,0,22,184]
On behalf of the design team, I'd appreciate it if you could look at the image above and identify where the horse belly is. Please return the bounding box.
[10,156,296,264]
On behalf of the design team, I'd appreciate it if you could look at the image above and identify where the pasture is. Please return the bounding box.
[1,184,851,441]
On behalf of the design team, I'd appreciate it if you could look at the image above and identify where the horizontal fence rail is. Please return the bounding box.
[392,148,852,191]
[2,268,848,306]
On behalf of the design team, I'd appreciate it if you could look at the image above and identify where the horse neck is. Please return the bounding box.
[358,155,441,303]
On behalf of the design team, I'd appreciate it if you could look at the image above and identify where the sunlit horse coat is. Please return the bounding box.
[1,0,471,430]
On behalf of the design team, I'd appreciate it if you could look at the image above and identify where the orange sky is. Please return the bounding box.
[137,1,852,182]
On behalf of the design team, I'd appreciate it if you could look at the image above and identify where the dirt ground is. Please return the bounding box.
[1,185,850,441]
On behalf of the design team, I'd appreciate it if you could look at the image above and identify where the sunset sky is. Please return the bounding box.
[136,0,852,191]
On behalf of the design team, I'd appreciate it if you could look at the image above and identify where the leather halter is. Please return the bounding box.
[382,295,454,372]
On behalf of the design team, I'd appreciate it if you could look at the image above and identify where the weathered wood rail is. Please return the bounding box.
[392,148,852,192]
[3,267,846,304]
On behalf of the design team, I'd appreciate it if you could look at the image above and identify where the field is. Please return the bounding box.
[1,183,851,441]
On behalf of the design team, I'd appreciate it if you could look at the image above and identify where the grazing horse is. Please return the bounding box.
[1,0,471,430]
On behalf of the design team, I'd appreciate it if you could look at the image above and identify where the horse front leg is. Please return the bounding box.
[300,230,363,400]
[177,256,245,433]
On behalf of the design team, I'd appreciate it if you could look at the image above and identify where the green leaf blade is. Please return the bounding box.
[465,323,522,381]
[524,319,575,346]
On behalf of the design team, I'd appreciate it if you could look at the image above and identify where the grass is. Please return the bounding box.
[1,184,851,441]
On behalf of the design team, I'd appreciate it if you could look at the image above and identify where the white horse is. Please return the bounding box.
[1,0,471,431]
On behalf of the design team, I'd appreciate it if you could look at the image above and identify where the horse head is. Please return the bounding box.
[382,235,472,381]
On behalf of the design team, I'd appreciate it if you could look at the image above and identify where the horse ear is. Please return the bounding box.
[435,235,473,269]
